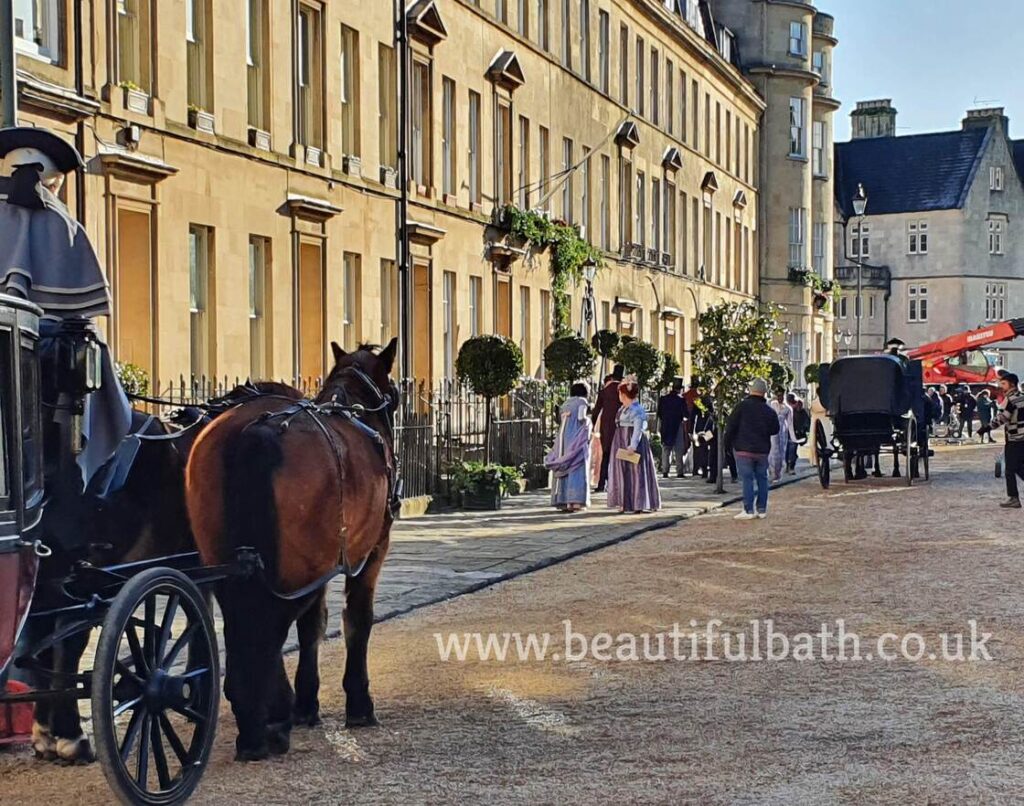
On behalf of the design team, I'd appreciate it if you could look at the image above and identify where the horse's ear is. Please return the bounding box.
[379,337,398,374]
[331,342,346,365]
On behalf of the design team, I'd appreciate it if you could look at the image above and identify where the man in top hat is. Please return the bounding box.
[657,376,688,478]
[592,364,625,492]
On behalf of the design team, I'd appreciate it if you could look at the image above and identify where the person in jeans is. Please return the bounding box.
[724,378,780,520]
[992,372,1024,508]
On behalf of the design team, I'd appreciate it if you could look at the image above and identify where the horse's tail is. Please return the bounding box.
[222,422,283,581]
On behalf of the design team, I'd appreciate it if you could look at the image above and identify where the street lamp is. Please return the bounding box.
[851,183,868,355]
[578,257,598,340]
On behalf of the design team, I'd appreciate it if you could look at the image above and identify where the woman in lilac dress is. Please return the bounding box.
[607,377,662,513]
[544,383,593,511]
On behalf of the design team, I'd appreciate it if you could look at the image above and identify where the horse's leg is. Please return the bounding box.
[892,444,902,478]
[265,653,295,755]
[220,583,290,761]
[343,541,389,728]
[293,589,327,727]
[20,613,57,759]
[49,618,93,763]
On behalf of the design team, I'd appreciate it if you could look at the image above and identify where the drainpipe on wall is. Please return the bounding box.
[0,0,16,127]
[73,0,86,225]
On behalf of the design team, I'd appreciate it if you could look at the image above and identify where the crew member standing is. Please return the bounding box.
[657,378,688,478]
[993,372,1024,508]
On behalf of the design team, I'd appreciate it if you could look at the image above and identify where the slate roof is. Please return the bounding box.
[834,128,990,218]
[1013,140,1024,186]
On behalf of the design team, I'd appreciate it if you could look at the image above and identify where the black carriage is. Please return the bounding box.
[814,354,930,489]
[0,293,226,805]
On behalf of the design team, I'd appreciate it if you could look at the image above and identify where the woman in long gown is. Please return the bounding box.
[545,383,593,511]
[607,377,662,513]
[768,391,797,482]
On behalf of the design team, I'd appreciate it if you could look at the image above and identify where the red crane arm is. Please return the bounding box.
[907,318,1024,361]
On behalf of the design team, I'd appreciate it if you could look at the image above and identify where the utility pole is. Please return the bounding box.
[394,0,412,386]
[1,0,16,127]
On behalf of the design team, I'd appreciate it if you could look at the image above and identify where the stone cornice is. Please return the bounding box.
[17,70,99,123]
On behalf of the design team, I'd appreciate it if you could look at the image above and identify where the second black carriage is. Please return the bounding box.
[813,354,931,489]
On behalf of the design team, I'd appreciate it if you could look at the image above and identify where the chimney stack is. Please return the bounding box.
[850,99,897,140]
[963,107,1009,133]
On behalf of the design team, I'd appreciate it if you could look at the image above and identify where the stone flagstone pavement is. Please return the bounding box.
[318,461,817,638]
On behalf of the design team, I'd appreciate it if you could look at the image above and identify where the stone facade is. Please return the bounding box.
[7,0,769,391]
[834,105,1024,372]
[714,0,839,384]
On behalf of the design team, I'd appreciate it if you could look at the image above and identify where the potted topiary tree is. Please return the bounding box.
[591,329,620,380]
[655,351,681,393]
[544,334,597,387]
[614,338,663,392]
[455,335,524,465]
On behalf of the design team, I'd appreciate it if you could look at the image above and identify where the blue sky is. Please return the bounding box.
[823,0,1024,141]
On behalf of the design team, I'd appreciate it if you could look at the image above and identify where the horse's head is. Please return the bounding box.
[320,337,400,436]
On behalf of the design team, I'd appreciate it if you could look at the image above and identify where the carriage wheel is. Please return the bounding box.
[92,568,219,806]
[815,424,830,489]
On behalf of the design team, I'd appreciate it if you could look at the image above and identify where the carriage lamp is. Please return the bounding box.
[582,258,598,285]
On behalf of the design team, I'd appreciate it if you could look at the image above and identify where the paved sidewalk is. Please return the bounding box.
[321,462,817,635]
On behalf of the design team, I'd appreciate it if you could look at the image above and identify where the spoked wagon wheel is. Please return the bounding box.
[815,423,830,489]
[92,568,220,806]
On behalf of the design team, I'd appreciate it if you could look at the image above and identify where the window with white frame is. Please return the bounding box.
[342,252,362,350]
[469,275,483,337]
[517,115,530,208]
[985,282,1007,322]
[248,235,269,379]
[812,121,825,175]
[442,271,456,378]
[537,0,549,51]
[908,284,928,322]
[119,0,153,93]
[651,177,661,253]
[14,0,61,63]
[788,207,806,268]
[789,21,807,56]
[599,154,610,249]
[561,0,571,69]
[789,98,805,157]
[850,223,870,258]
[339,24,359,156]
[561,137,574,223]
[441,78,456,196]
[580,0,590,82]
[650,48,659,126]
[636,171,646,248]
[812,221,826,275]
[907,220,928,254]
[598,10,609,93]
[989,217,1005,255]
[991,166,1005,191]
[838,295,847,319]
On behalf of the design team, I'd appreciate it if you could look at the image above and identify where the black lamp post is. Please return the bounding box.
[851,183,868,354]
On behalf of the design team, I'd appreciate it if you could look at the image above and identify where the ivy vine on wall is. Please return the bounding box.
[499,205,602,337]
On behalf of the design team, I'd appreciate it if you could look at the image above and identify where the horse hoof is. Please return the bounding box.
[293,709,321,728]
[266,722,292,755]
[235,744,271,763]
[344,713,380,729]
[55,735,94,764]
[31,722,56,759]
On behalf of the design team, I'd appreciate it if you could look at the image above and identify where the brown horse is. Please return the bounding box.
[185,340,398,760]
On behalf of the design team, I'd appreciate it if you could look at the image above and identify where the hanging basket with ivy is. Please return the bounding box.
[499,205,602,337]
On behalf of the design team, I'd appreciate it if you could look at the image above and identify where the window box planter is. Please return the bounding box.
[812,291,829,310]
[247,127,271,151]
[342,154,361,177]
[379,166,397,188]
[188,108,215,134]
[122,85,150,115]
[787,266,811,285]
